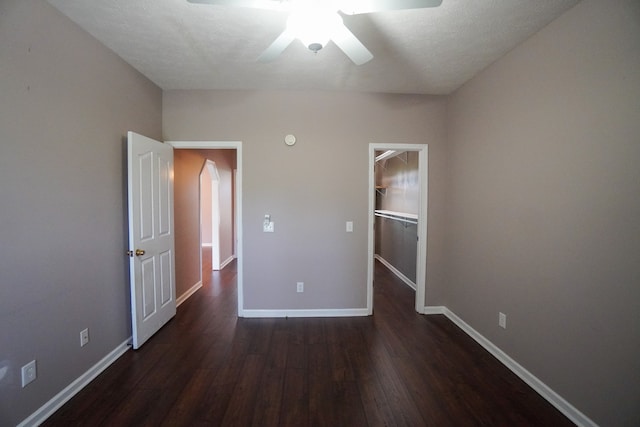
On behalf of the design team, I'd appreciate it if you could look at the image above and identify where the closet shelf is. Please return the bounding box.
[375,186,387,196]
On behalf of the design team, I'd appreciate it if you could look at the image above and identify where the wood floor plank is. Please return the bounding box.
[347,329,398,426]
[196,325,252,425]
[221,354,265,426]
[43,258,575,427]
[160,368,217,427]
[250,328,288,426]
[279,368,308,427]
[362,334,428,425]
[285,320,307,371]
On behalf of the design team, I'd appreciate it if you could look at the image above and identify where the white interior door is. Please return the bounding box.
[127,131,176,349]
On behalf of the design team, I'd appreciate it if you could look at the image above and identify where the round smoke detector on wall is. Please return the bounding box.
[284,134,296,146]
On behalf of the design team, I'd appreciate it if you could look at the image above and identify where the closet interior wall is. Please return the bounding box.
[375,151,419,284]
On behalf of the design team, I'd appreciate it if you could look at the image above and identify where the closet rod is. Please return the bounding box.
[374,211,418,225]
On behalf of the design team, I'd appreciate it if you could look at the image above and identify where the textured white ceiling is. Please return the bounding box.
[47,0,580,94]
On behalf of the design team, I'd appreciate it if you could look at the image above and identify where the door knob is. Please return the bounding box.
[135,249,146,256]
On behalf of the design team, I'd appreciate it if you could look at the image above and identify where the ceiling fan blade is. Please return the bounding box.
[187,0,289,11]
[258,29,296,62]
[331,24,373,65]
[340,0,442,15]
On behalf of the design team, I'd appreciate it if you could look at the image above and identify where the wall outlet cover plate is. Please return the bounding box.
[21,360,37,387]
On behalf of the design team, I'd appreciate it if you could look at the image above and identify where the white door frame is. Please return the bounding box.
[233,169,238,258]
[167,141,244,317]
[367,143,428,314]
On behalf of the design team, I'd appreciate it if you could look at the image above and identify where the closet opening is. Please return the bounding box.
[367,144,428,314]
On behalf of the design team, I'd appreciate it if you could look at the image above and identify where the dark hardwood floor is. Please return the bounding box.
[43,254,574,426]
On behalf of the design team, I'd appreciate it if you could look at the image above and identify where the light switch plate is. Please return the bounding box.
[346,221,353,232]
[80,328,89,347]
[499,312,507,329]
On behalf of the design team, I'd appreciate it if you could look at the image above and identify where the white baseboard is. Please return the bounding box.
[242,308,369,318]
[176,281,203,307]
[375,254,416,290]
[18,339,131,427]
[427,308,597,427]
[423,305,446,315]
[219,256,234,270]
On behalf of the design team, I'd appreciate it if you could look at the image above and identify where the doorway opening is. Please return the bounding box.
[367,144,428,315]
[169,141,244,317]
[200,160,221,271]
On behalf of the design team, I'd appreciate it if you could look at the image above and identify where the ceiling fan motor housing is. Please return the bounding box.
[287,8,342,53]
[308,42,323,53]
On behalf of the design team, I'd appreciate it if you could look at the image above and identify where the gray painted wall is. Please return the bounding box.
[376,217,418,282]
[445,0,640,425]
[163,90,448,310]
[0,0,162,424]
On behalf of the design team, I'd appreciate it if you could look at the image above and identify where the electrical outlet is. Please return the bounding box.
[346,221,353,232]
[296,282,304,293]
[80,328,90,347]
[21,360,37,387]
[499,312,507,329]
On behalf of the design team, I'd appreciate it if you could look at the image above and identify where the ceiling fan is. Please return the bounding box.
[187,0,443,65]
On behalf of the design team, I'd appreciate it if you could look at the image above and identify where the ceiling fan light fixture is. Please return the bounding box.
[287,9,343,53]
